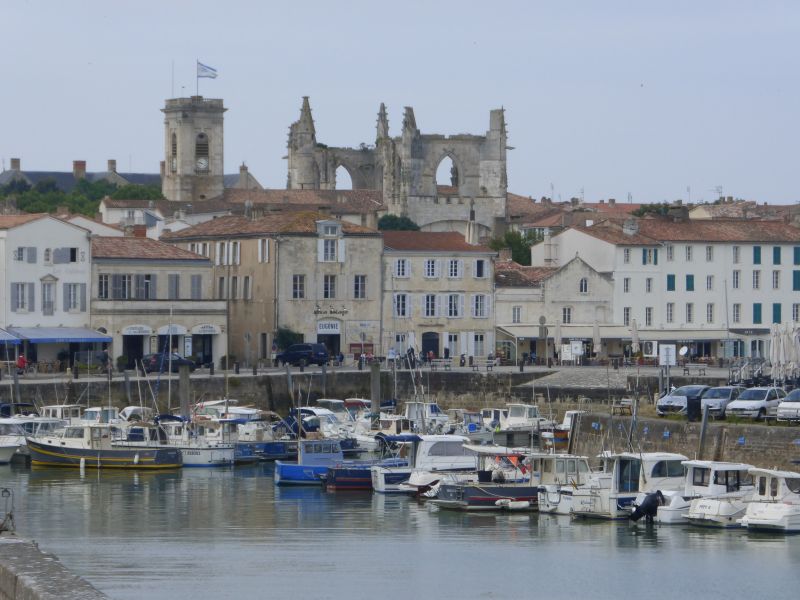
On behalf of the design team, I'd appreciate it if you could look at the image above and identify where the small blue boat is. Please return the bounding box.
[274,439,344,485]
[325,457,408,491]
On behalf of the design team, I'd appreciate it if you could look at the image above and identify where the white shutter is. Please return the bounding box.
[338,239,346,263]
[215,242,221,265]
[434,259,441,278]
[264,239,270,263]
[459,294,465,318]
[459,332,467,355]
[317,239,325,262]
[467,331,475,357]
[257,239,263,263]
[458,259,464,278]
[235,241,241,265]
[485,295,492,319]
[436,294,443,318]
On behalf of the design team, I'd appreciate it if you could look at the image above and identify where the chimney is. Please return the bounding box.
[73,160,87,179]
[609,198,616,206]
[10,158,20,171]
[133,225,147,238]
[622,218,640,235]
[160,160,166,178]
[123,225,135,237]
[498,247,512,262]
[107,159,117,173]
[239,163,250,189]
[239,163,249,175]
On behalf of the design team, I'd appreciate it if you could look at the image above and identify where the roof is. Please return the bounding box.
[223,188,384,214]
[100,196,234,215]
[0,213,48,229]
[161,211,378,240]
[91,236,208,261]
[569,221,657,246]
[382,231,493,253]
[506,193,556,221]
[494,261,556,286]
[636,218,800,243]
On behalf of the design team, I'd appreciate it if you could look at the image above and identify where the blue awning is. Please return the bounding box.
[0,328,21,345]
[8,327,112,344]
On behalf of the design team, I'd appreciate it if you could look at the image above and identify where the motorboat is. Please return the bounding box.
[402,401,451,434]
[0,415,69,459]
[570,452,687,519]
[642,460,754,525]
[26,423,182,469]
[738,467,800,533]
[480,407,507,430]
[274,438,345,485]
[371,434,477,494]
[535,452,594,515]
[502,403,555,431]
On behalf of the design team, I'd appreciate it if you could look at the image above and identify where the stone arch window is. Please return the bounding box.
[434,154,459,195]
[334,164,353,190]
[195,133,209,173]
[170,133,178,172]
[579,277,589,294]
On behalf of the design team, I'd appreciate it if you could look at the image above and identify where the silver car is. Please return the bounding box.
[700,386,746,418]
[726,387,786,419]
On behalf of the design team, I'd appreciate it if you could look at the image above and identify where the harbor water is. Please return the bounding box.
[2,462,798,600]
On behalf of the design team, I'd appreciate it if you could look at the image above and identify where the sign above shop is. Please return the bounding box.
[122,324,153,336]
[191,324,221,335]
[314,304,348,316]
[317,320,341,334]
[157,324,188,335]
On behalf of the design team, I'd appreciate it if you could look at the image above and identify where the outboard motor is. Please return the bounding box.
[630,490,665,524]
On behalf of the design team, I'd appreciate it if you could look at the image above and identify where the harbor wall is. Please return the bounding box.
[0,537,106,600]
[570,413,800,471]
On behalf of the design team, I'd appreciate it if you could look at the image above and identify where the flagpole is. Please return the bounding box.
[196,59,199,96]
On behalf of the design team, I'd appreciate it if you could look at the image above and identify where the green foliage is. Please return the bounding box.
[220,355,237,370]
[110,185,164,200]
[632,202,671,217]
[275,327,303,350]
[377,214,420,231]
[488,230,541,265]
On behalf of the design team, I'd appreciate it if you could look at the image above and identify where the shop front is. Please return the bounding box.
[121,324,153,369]
[316,319,341,357]
[191,323,220,366]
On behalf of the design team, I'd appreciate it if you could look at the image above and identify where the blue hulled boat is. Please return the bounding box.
[274,439,344,485]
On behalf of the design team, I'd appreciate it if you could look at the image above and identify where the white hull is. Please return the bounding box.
[571,489,637,519]
[686,496,749,528]
[537,485,575,516]
[739,503,800,533]
[179,446,235,467]
[0,444,19,464]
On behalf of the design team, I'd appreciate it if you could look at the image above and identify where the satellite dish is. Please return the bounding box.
[679,346,689,356]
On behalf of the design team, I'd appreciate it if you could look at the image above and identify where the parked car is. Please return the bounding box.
[700,386,746,418]
[726,386,787,419]
[275,343,329,367]
[656,385,710,416]
[142,353,197,373]
[776,389,800,422]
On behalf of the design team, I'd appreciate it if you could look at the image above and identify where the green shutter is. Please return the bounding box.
[686,274,694,291]
[773,246,781,265]
[642,248,647,265]
[794,271,800,291]
[753,303,762,324]
[667,274,675,291]
[773,303,782,324]
[794,246,800,265]
[653,248,658,265]
[753,246,761,265]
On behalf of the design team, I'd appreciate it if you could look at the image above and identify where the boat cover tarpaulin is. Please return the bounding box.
[8,327,112,344]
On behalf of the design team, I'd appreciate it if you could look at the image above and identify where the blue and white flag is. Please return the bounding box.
[197,61,218,79]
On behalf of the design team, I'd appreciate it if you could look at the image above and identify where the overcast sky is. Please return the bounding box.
[3,1,798,204]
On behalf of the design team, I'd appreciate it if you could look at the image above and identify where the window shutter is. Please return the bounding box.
[642,248,647,265]
[27,283,34,311]
[149,275,157,299]
[257,240,263,263]
[27,247,37,263]
[215,242,221,266]
[191,275,202,299]
[793,271,800,291]
[434,260,441,278]
[457,259,464,278]
[317,239,325,262]
[134,275,145,299]
[338,239,346,263]
[485,295,492,318]
[63,283,69,311]
[436,294,443,317]
[80,284,87,312]
[235,242,241,265]
[10,284,18,312]
[52,247,67,264]
[653,249,658,265]
[459,294,464,317]
[111,274,122,299]
[459,332,467,355]
[467,332,475,357]
[264,239,270,262]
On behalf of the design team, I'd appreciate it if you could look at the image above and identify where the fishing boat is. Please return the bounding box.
[570,451,687,519]
[535,452,594,515]
[738,467,800,533]
[26,423,182,469]
[274,438,345,485]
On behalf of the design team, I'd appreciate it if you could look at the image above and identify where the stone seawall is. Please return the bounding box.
[571,413,800,471]
[0,537,106,600]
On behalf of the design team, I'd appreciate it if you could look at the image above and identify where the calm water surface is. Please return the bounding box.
[1,462,798,599]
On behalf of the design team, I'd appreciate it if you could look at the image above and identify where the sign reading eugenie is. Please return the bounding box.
[317,320,340,334]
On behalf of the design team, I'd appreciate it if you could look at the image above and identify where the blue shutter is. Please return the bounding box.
[753,246,761,265]
[773,303,782,324]
[753,303,762,324]
[686,274,694,291]
[773,246,781,265]
[642,248,647,265]
[794,271,800,291]
[667,274,675,291]
[794,247,800,265]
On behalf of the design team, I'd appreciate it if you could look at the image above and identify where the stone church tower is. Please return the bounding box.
[286,97,508,236]
[162,96,226,202]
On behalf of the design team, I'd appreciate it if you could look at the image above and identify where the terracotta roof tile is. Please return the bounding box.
[637,218,800,243]
[382,231,493,253]
[571,221,657,246]
[92,236,208,261]
[494,261,556,286]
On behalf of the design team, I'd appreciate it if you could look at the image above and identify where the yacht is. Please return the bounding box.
[738,467,800,533]
[678,461,755,527]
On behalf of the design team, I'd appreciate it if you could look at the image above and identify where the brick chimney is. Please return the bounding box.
[10,158,20,171]
[73,160,87,179]
[107,159,117,173]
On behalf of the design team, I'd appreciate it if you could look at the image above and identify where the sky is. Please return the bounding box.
[3,0,799,204]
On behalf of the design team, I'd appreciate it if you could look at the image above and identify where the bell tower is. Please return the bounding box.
[161,96,226,202]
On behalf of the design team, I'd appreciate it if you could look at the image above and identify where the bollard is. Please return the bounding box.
[252,364,257,376]
[519,362,524,373]
[234,362,240,375]
[209,362,215,377]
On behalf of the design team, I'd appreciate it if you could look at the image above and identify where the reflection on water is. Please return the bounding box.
[2,463,799,600]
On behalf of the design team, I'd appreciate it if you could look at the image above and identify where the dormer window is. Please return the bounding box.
[323,225,337,236]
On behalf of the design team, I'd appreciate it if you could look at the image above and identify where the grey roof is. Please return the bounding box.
[1,170,241,192]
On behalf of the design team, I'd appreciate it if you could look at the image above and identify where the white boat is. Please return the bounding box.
[0,442,18,464]
[402,401,451,434]
[371,434,476,494]
[678,461,755,527]
[0,416,68,458]
[570,452,687,519]
[738,467,800,533]
[502,403,555,431]
[535,453,594,515]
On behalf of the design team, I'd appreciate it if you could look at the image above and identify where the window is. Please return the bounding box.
[394,293,408,318]
[323,274,336,299]
[353,275,366,299]
[98,274,109,299]
[243,276,251,300]
[474,259,486,278]
[425,294,437,317]
[706,303,714,323]
[230,276,238,300]
[323,239,337,262]
[111,274,132,299]
[773,246,781,265]
[195,133,209,172]
[11,283,28,311]
[473,295,488,318]
[394,259,408,278]
[43,248,51,264]
[666,245,674,261]
[168,274,180,300]
[642,248,657,265]
[424,259,438,278]
[666,302,674,324]
[133,274,154,300]
[624,277,631,293]
[448,259,462,278]
[170,133,177,172]
[685,274,694,291]
[42,282,54,316]
[474,333,485,356]
[65,283,80,311]
[560,306,572,323]
[686,303,694,323]
[666,274,675,291]
[733,246,740,264]
[733,270,740,289]
[258,239,269,263]
[795,247,800,265]
[645,278,652,293]
[579,278,588,294]
[706,275,714,291]
[292,275,305,299]
[773,303,782,324]
[733,303,741,323]
[623,248,630,264]
[323,224,337,236]
[794,304,800,322]
[753,246,761,265]
[191,274,202,300]
[217,277,226,299]
[512,306,521,324]
[645,307,653,326]
[623,307,631,326]
[686,245,693,261]
[773,270,780,290]
[705,246,713,262]
[752,270,760,290]
[448,294,461,318]
[753,303,762,324]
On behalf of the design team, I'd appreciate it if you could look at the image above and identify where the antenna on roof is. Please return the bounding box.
[627,192,632,204]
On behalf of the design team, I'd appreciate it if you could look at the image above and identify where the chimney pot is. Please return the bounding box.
[240,163,248,173]
[107,159,117,173]
[73,160,87,179]
[10,158,20,171]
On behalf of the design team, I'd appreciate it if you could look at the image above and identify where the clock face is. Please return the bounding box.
[196,156,209,171]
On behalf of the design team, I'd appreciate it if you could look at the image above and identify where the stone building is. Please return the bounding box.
[382,231,496,360]
[287,97,508,237]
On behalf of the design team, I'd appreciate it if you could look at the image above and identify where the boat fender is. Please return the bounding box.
[134,453,140,465]
[79,457,86,471]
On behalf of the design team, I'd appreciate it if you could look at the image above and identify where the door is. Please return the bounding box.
[617,458,641,493]
[421,332,439,359]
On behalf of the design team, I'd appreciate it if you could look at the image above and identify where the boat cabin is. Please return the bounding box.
[297,439,344,466]
[53,424,115,450]
[610,452,687,494]
[40,404,83,422]
[503,403,554,430]
[748,468,800,502]
[682,460,754,496]
[530,453,593,487]
[481,408,507,430]
[403,402,449,432]
[379,434,475,471]
[81,407,121,424]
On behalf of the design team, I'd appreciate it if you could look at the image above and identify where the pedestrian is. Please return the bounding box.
[16,354,27,375]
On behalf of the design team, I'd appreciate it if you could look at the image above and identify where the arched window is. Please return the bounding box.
[435,155,459,196]
[195,133,209,173]
[170,133,178,172]
[579,277,588,294]
[335,165,353,190]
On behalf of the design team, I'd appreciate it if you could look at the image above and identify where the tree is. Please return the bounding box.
[488,230,540,265]
[111,185,164,200]
[377,214,420,231]
[275,327,303,351]
[632,202,671,217]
